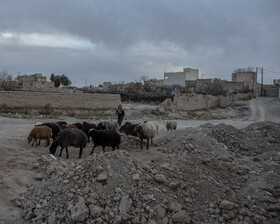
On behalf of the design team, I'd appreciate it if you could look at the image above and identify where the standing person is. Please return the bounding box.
[116,104,125,126]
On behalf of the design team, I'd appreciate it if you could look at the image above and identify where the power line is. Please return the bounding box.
[263,68,280,74]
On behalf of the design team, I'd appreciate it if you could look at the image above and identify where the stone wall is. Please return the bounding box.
[162,93,254,111]
[0,91,121,111]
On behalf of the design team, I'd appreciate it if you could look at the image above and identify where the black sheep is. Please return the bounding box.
[49,128,87,159]
[56,121,67,130]
[119,122,139,137]
[82,121,98,142]
[88,129,121,154]
[73,122,83,129]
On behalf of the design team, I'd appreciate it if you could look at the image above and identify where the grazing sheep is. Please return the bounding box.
[56,121,67,130]
[88,129,121,154]
[49,128,88,159]
[27,126,52,147]
[165,120,177,131]
[119,122,139,136]
[97,120,119,132]
[36,122,61,140]
[73,122,83,129]
[82,121,98,142]
[134,122,157,150]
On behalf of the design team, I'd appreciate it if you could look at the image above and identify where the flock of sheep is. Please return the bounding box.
[27,120,177,159]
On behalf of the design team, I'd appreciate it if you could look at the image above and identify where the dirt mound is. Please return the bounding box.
[15,149,260,224]
[212,122,280,156]
[156,124,224,154]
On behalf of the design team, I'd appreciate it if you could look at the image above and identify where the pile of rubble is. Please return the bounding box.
[13,121,280,223]
[15,149,269,224]
[156,123,225,154]
[212,122,280,156]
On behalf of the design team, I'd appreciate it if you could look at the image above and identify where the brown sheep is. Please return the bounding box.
[27,126,52,147]
[64,124,78,129]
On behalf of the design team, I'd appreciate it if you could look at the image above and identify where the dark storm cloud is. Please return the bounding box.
[0,0,279,85]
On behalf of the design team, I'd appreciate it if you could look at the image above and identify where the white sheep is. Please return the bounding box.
[165,120,177,131]
[98,120,119,132]
[134,122,158,150]
[144,121,159,134]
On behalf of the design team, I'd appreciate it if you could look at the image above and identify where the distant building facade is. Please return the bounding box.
[103,82,112,87]
[231,69,257,90]
[15,73,54,91]
[164,67,199,87]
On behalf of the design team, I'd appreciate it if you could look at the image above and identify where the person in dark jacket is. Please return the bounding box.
[116,105,125,126]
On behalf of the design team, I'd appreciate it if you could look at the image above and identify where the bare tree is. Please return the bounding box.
[0,71,13,88]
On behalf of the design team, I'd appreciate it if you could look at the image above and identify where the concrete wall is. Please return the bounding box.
[162,93,254,111]
[0,91,121,110]
[263,85,279,97]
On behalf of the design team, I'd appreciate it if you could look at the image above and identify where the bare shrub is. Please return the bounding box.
[40,103,54,115]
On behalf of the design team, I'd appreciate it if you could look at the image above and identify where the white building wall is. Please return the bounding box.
[164,68,199,86]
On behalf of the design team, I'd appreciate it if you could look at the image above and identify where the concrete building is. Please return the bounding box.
[164,67,199,87]
[103,82,112,87]
[231,69,257,90]
[15,73,54,91]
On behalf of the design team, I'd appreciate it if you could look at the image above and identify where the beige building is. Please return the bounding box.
[164,67,199,87]
[231,69,257,90]
[15,73,54,91]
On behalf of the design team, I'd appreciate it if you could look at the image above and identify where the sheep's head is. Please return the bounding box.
[133,125,140,133]
[27,135,32,144]
[49,142,58,155]
[97,122,105,130]
[119,125,126,133]
[87,129,96,139]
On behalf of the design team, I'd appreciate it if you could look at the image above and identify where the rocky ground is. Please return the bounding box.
[0,97,279,224]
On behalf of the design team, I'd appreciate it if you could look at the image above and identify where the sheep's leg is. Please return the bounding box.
[38,139,40,146]
[79,147,83,159]
[140,138,143,150]
[102,145,106,153]
[59,147,64,157]
[46,139,49,147]
[66,147,69,159]
[91,145,97,154]
[147,139,149,150]
[112,146,115,151]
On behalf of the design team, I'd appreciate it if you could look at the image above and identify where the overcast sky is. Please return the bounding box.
[0,0,279,86]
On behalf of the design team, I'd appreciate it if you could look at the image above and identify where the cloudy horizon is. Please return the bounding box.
[0,0,279,86]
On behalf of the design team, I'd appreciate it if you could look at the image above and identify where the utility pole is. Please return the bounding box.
[255,67,258,97]
[261,67,263,97]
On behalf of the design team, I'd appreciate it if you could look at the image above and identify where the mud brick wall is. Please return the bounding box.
[0,91,121,110]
